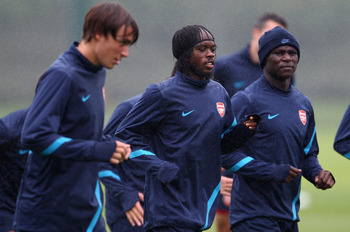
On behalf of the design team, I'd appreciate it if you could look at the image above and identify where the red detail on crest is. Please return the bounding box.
[299,110,307,125]
[216,102,225,117]
[102,86,106,102]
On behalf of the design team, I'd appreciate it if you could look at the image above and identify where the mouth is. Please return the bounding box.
[205,61,215,69]
[280,65,294,71]
[114,58,120,65]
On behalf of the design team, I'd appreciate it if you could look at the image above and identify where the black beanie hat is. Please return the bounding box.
[172,25,214,59]
[258,26,300,68]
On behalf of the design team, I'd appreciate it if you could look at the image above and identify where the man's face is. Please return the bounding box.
[264,45,298,80]
[94,24,135,69]
[189,36,216,81]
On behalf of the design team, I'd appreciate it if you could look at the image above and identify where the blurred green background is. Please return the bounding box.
[1,0,350,231]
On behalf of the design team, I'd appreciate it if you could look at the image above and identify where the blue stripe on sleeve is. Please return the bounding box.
[19,149,30,155]
[130,149,156,159]
[221,117,237,139]
[98,170,121,181]
[228,157,254,172]
[201,181,221,230]
[292,183,301,221]
[40,137,72,155]
[304,126,316,155]
[87,180,103,232]
[344,152,350,159]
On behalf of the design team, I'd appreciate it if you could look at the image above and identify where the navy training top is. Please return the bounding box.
[14,42,116,232]
[228,76,323,225]
[99,94,144,232]
[0,108,28,229]
[115,72,234,231]
[334,104,350,158]
[214,45,263,98]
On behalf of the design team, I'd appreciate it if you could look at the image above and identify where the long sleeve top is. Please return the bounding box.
[334,105,350,158]
[228,76,322,225]
[0,108,28,215]
[99,94,145,232]
[115,72,234,231]
[14,42,115,232]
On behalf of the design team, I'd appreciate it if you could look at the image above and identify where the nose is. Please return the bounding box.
[207,49,215,58]
[281,54,292,63]
[121,46,130,58]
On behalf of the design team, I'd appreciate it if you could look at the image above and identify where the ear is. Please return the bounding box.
[94,33,102,41]
[251,27,260,40]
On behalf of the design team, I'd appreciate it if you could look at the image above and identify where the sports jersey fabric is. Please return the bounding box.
[228,76,323,226]
[0,108,28,231]
[99,94,144,232]
[334,105,350,159]
[115,71,235,231]
[214,45,262,98]
[14,42,116,232]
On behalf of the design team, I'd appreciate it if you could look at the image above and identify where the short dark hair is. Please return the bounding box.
[254,12,288,30]
[82,2,139,44]
[172,25,214,75]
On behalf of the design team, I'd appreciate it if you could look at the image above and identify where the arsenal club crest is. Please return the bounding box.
[102,86,106,101]
[216,102,225,118]
[299,110,307,125]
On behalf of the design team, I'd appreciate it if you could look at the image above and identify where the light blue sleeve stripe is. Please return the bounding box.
[201,181,221,230]
[19,149,30,155]
[40,137,72,155]
[292,182,301,221]
[304,126,316,155]
[87,180,103,232]
[221,117,237,139]
[344,152,350,159]
[130,149,156,159]
[98,170,121,181]
[228,157,254,172]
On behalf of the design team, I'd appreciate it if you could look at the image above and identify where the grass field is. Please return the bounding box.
[1,98,349,231]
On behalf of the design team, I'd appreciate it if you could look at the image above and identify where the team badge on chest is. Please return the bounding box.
[102,86,106,101]
[216,102,225,118]
[299,110,307,125]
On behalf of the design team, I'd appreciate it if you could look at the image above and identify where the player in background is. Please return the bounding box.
[214,12,290,98]
[228,26,335,232]
[100,94,145,232]
[334,105,350,158]
[0,108,28,232]
[213,12,290,232]
[14,2,137,231]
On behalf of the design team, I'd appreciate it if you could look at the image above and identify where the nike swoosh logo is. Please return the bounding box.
[82,94,91,102]
[234,81,247,89]
[268,114,279,119]
[182,110,194,117]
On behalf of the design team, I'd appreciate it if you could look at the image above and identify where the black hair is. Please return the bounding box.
[172,25,214,76]
[254,12,288,30]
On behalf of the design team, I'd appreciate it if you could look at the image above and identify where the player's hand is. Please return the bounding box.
[110,140,131,164]
[125,193,144,227]
[220,176,233,197]
[315,169,335,190]
[285,166,302,183]
[244,115,259,130]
